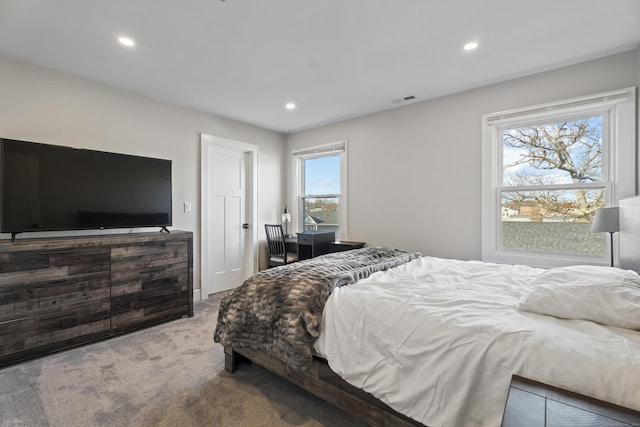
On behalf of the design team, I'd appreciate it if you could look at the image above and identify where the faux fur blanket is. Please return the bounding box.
[214,246,421,370]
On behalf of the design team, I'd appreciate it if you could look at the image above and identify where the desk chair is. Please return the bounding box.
[264,224,298,268]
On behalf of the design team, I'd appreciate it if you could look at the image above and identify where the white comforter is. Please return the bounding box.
[313,256,640,427]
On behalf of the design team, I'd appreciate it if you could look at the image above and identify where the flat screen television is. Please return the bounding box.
[1,138,172,240]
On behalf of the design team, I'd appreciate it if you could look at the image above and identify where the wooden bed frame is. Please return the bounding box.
[224,346,422,427]
[223,196,640,427]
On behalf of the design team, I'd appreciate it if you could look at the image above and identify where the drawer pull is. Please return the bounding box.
[39,250,76,256]
[47,312,73,320]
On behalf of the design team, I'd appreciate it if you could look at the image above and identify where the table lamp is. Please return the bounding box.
[282,205,291,238]
[590,207,619,267]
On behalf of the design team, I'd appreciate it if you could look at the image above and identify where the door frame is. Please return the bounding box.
[200,133,259,300]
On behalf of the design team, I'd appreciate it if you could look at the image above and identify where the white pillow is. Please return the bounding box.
[518,265,640,330]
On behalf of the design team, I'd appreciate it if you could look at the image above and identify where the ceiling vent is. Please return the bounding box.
[392,95,416,104]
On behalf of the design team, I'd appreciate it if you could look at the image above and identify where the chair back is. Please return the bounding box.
[264,224,287,258]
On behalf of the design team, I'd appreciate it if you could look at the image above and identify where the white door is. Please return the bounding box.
[200,134,258,297]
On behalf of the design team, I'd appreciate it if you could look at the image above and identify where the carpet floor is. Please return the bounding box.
[0,293,365,427]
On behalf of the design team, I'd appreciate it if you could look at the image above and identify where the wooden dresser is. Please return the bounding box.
[0,231,193,367]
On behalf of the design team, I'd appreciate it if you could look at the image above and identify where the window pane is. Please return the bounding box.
[501,189,605,255]
[304,155,340,195]
[303,197,339,237]
[503,117,603,186]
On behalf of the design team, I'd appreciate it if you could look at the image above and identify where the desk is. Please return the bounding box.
[285,236,298,254]
[295,231,335,260]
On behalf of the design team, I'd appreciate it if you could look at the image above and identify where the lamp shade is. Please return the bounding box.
[590,207,619,233]
[282,205,291,223]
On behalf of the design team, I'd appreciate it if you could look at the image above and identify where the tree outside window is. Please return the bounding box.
[500,117,606,255]
[482,87,636,268]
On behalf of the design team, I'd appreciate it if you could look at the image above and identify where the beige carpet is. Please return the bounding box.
[0,293,365,427]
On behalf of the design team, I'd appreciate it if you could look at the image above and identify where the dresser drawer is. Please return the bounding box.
[111,240,188,297]
[110,239,190,333]
[0,303,111,361]
[0,247,111,321]
[109,288,189,334]
[298,234,313,244]
[0,246,111,364]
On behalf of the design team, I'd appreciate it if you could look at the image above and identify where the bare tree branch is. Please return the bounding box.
[502,118,603,220]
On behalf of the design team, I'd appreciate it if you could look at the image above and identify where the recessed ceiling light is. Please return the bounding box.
[463,41,478,51]
[118,36,135,47]
[285,102,296,110]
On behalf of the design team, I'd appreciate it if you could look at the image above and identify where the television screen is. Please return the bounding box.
[1,138,172,237]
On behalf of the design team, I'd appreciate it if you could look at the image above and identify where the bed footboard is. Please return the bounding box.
[224,346,423,427]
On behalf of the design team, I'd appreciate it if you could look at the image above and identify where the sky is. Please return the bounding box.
[304,155,340,195]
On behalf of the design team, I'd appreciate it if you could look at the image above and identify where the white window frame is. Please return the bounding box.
[481,87,636,268]
[292,141,348,239]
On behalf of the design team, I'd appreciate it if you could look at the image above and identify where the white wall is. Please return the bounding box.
[637,48,640,194]
[0,54,287,298]
[2,48,637,287]
[286,49,640,260]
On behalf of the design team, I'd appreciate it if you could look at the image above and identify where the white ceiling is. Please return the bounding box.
[0,0,639,134]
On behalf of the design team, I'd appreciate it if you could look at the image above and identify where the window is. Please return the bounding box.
[482,88,635,268]
[293,141,347,239]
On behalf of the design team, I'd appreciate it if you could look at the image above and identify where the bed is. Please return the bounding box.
[214,197,640,427]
